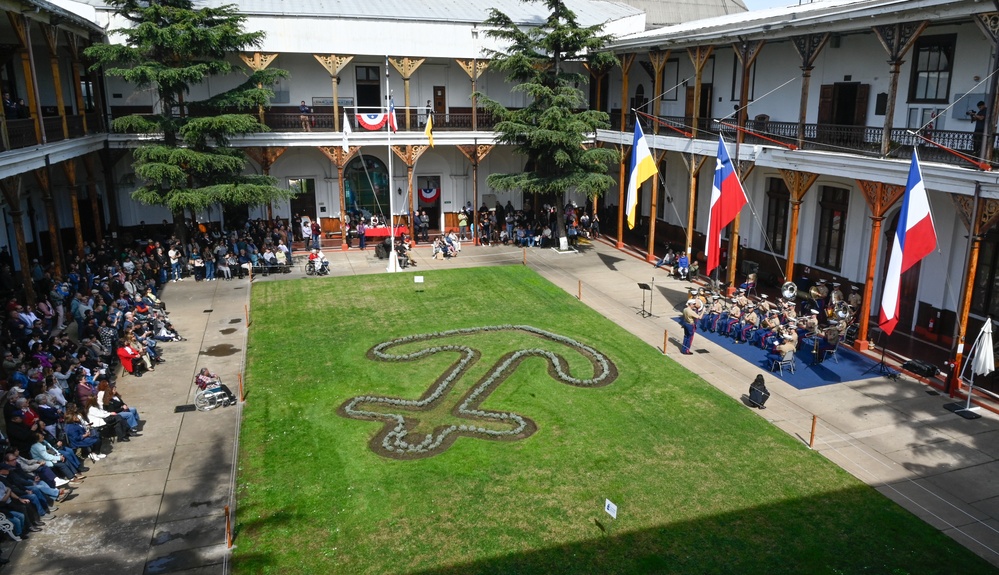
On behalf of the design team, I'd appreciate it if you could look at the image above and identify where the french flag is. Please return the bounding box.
[704,136,748,275]
[879,151,937,336]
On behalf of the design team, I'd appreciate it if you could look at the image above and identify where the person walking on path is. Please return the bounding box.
[681,299,702,355]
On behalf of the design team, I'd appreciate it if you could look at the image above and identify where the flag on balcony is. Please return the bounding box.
[341,112,352,153]
[704,135,748,275]
[879,151,937,336]
[356,112,388,131]
[425,113,434,148]
[625,121,657,229]
[388,98,398,133]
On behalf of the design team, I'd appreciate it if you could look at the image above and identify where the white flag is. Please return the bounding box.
[341,112,352,152]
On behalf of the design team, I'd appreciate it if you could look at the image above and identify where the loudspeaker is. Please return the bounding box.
[902,359,939,378]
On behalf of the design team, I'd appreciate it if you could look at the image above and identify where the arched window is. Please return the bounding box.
[344,156,389,218]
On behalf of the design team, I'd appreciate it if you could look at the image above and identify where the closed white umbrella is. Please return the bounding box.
[972,320,995,377]
[956,319,995,418]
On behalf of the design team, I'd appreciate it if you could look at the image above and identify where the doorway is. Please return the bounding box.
[685,84,713,129]
[417,175,442,231]
[288,177,317,226]
[355,66,381,109]
[818,83,870,145]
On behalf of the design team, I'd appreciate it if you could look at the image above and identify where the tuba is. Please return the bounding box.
[781,281,797,300]
[835,300,851,320]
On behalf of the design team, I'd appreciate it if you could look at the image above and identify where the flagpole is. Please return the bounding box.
[386,55,398,273]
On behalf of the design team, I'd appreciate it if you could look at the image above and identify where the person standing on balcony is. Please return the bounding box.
[969,100,988,157]
[2,93,14,118]
[15,99,28,119]
[299,100,312,132]
[423,100,432,127]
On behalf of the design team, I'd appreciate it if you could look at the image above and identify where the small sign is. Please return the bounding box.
[604,499,617,519]
[414,276,424,284]
[313,96,354,107]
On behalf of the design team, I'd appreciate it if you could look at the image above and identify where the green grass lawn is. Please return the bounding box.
[235,266,996,575]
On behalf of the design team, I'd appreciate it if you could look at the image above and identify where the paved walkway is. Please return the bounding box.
[9,238,999,573]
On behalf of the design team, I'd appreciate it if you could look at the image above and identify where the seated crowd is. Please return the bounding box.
[0,222,233,550]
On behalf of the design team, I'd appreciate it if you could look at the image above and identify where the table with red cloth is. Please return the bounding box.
[363,225,409,238]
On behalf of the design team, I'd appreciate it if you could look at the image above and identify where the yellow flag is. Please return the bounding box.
[424,114,434,148]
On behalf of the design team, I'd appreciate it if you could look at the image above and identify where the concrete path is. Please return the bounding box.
[9,238,999,573]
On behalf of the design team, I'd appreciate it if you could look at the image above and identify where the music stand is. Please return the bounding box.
[637,283,655,318]
[861,327,899,380]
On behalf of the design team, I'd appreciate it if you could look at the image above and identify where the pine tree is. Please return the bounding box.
[84,0,294,236]
[480,0,617,249]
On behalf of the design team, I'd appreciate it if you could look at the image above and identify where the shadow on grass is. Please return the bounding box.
[403,485,997,575]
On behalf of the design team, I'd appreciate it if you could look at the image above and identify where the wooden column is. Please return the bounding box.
[245,147,288,220]
[0,176,36,304]
[82,154,103,245]
[727,40,764,289]
[872,22,927,157]
[455,59,489,132]
[790,33,829,148]
[682,47,713,256]
[239,52,279,126]
[975,12,999,164]
[317,146,360,232]
[34,168,63,273]
[313,54,354,132]
[582,61,611,112]
[615,53,636,248]
[8,14,42,143]
[778,169,819,282]
[949,192,999,392]
[61,159,85,258]
[854,179,906,347]
[645,50,669,262]
[41,24,68,139]
[457,144,494,245]
[390,57,426,131]
[392,145,430,236]
[65,33,87,133]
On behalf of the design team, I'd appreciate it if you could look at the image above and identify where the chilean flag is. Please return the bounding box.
[388,98,398,133]
[879,151,937,335]
[704,136,748,275]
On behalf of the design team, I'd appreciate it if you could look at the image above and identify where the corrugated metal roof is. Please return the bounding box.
[616,0,748,29]
[611,0,976,49]
[81,0,644,27]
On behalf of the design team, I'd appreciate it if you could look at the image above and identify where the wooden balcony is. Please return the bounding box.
[0,114,105,153]
[610,114,995,170]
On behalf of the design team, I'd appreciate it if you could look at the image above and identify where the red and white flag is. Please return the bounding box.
[879,151,937,335]
[704,136,748,275]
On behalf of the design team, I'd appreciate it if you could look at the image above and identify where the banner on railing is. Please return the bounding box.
[356,113,389,131]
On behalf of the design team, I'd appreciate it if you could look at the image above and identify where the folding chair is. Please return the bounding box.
[771,350,796,375]
[823,342,840,364]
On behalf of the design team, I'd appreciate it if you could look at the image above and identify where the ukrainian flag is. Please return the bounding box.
[625,121,657,229]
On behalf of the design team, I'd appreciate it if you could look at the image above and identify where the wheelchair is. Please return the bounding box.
[195,381,232,411]
[304,260,316,276]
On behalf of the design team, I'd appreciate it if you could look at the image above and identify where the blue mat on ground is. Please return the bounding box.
[675,317,884,390]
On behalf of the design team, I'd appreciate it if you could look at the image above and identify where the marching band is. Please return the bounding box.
[681,276,860,364]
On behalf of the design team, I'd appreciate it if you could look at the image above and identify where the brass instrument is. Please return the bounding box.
[781,281,797,300]
[835,301,850,319]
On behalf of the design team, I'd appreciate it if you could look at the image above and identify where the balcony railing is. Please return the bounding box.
[0,113,106,153]
[262,109,498,132]
[4,118,38,150]
[616,115,996,170]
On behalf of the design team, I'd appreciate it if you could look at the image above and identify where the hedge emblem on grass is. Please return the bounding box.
[338,325,618,460]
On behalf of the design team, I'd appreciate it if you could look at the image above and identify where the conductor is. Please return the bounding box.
[681,299,702,355]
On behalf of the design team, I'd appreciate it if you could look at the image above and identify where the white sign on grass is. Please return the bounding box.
[604,499,617,519]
